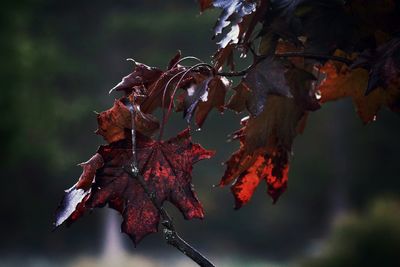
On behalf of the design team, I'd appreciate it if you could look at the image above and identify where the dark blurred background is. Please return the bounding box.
[1,1,400,266]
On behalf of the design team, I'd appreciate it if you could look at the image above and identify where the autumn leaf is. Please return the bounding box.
[221,95,305,207]
[318,58,400,124]
[110,53,203,115]
[55,129,214,244]
[242,57,293,115]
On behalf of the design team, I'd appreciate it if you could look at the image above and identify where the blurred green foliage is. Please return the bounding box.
[301,198,400,267]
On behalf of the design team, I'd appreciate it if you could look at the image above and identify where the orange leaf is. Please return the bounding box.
[319,60,400,123]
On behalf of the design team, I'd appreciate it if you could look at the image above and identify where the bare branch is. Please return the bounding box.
[216,52,353,77]
[275,52,353,65]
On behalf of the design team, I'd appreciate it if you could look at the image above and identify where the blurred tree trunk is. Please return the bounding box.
[102,210,126,261]
[325,102,350,222]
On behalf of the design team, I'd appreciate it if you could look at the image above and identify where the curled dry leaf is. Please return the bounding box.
[110,62,163,94]
[140,65,211,114]
[96,98,159,143]
[55,129,214,244]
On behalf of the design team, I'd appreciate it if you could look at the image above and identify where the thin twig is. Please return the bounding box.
[216,52,353,77]
[217,65,253,77]
[275,52,353,65]
[124,99,215,267]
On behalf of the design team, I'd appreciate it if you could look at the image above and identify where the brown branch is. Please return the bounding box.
[216,52,353,77]
[217,65,253,77]
[275,52,353,65]
[124,99,215,267]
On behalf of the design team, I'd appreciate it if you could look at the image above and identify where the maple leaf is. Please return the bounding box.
[96,98,159,143]
[242,57,294,115]
[221,95,306,208]
[318,55,400,124]
[213,0,257,48]
[55,129,214,244]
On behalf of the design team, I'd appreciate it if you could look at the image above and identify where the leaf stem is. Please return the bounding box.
[217,65,253,77]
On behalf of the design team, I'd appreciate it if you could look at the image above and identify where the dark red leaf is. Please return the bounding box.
[55,129,214,244]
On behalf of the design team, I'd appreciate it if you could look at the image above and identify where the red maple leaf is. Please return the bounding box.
[55,129,214,244]
[221,95,306,208]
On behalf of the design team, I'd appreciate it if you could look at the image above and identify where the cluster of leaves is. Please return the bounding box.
[56,0,400,245]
